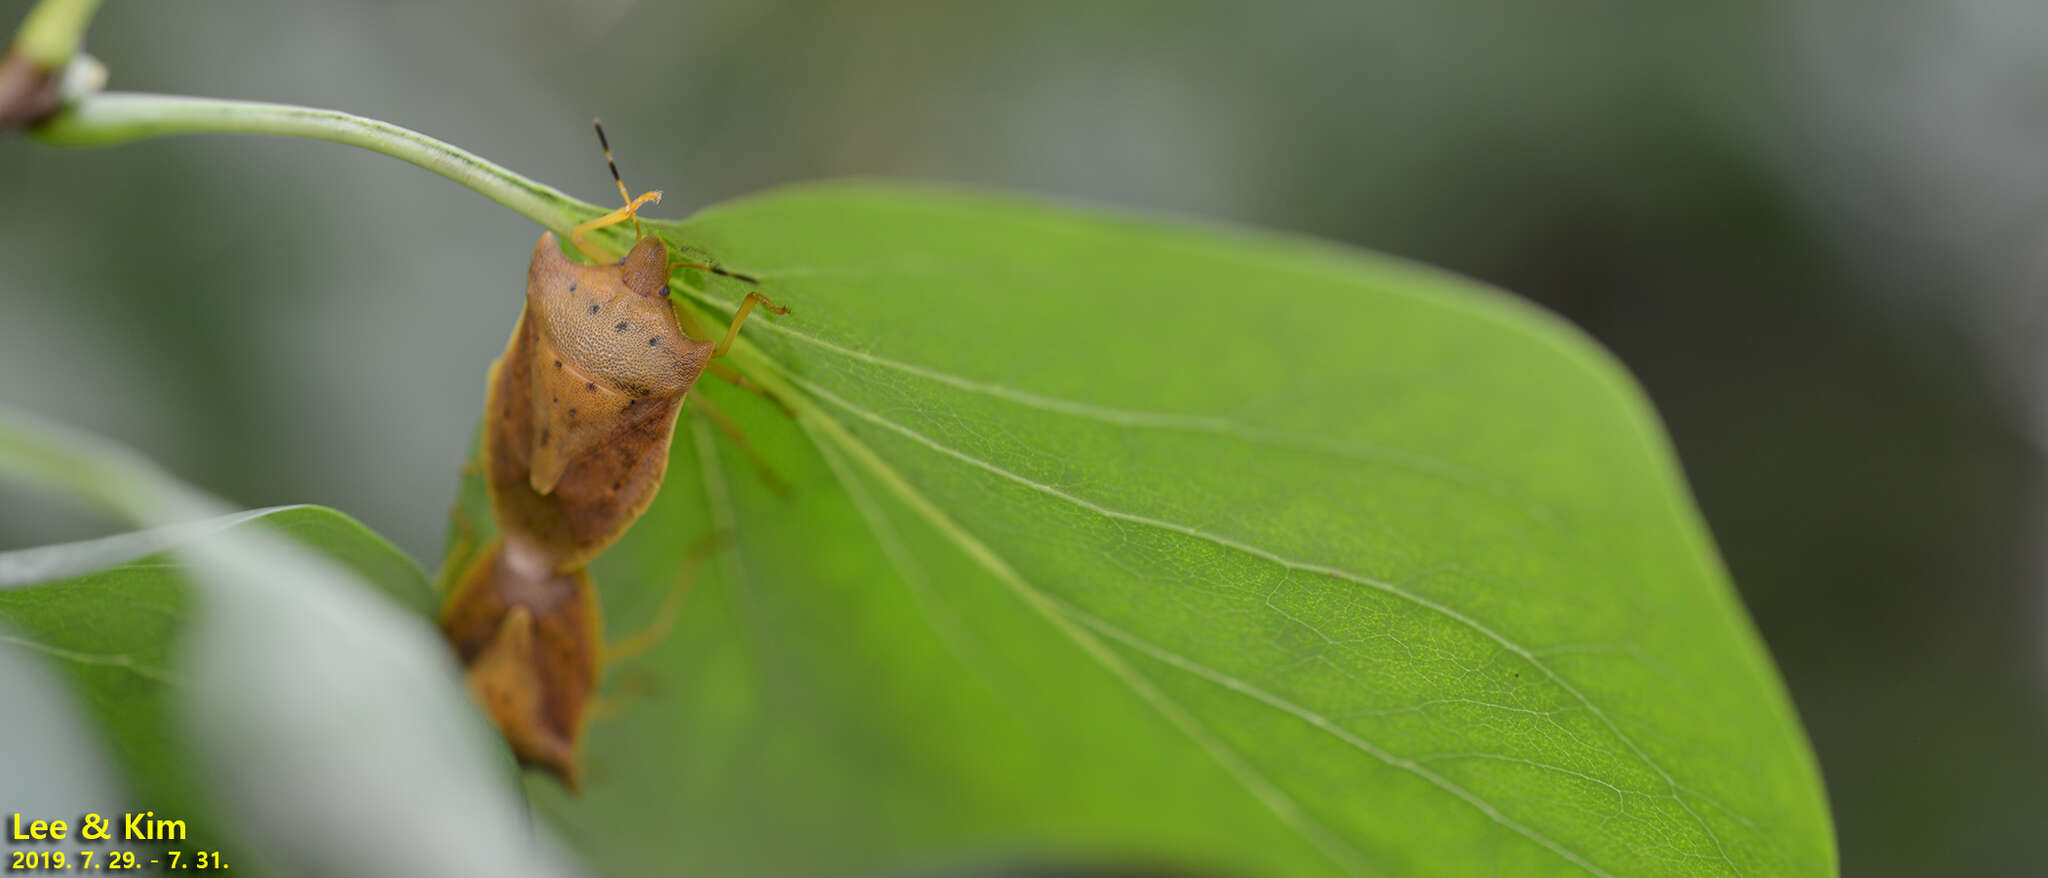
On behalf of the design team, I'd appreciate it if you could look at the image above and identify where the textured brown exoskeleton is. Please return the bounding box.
[488,229,704,570]
[440,538,601,786]
[440,123,782,787]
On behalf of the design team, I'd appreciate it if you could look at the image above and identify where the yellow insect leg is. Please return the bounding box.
[601,531,727,667]
[569,190,662,262]
[715,292,788,358]
[689,393,791,496]
[431,504,479,596]
[706,360,792,416]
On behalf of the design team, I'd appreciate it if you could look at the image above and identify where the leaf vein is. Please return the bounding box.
[1057,602,1617,878]
[791,373,1744,872]
[807,426,1001,692]
[675,285,1553,519]
[796,404,1378,877]
[0,633,184,685]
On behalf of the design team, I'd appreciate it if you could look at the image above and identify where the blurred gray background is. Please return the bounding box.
[4,1,2045,874]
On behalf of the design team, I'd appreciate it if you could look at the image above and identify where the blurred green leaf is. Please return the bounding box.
[0,410,578,878]
[0,508,330,861]
[473,183,1834,876]
[0,623,129,868]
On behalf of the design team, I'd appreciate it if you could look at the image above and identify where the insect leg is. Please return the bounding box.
[569,190,662,262]
[714,292,788,358]
[600,531,727,667]
[689,393,792,496]
[669,298,714,343]
[430,504,479,596]
[706,361,794,417]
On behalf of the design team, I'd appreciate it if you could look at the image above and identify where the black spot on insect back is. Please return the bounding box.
[588,305,600,315]
[614,321,629,333]
[585,382,597,392]
[648,337,660,346]
[567,282,577,292]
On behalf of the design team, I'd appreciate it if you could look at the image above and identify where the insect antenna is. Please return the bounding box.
[593,120,757,284]
[592,119,643,240]
[668,257,761,286]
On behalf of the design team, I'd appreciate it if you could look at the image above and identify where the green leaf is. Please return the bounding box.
[476,183,1833,876]
[0,621,129,867]
[0,508,358,859]
[0,410,579,878]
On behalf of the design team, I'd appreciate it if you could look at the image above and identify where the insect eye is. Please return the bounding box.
[657,285,670,297]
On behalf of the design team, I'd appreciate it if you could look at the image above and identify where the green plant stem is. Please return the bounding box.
[12,0,100,67]
[32,92,606,235]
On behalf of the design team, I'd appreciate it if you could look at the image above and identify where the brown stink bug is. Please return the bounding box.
[440,123,782,787]
[486,125,785,570]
